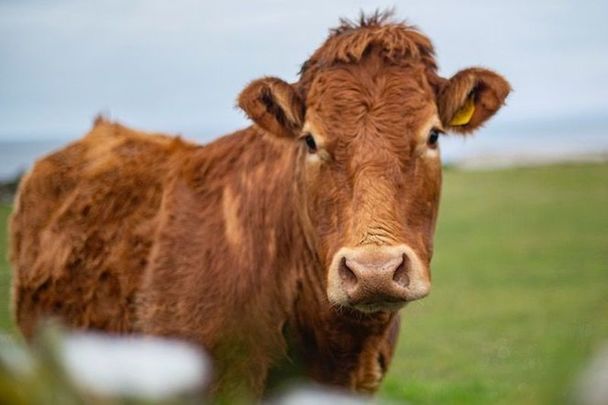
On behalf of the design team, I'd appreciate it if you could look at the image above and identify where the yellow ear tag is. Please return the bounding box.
[449,96,476,126]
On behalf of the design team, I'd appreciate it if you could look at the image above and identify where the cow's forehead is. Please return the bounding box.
[304,63,437,146]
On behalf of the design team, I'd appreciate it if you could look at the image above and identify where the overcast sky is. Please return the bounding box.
[1,0,607,141]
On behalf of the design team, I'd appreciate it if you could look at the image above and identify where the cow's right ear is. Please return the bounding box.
[238,77,305,139]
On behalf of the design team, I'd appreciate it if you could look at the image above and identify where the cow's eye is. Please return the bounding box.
[427,128,441,148]
[303,133,317,153]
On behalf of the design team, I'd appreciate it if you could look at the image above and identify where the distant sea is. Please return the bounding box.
[1,125,608,180]
[0,140,69,180]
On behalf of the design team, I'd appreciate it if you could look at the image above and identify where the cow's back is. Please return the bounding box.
[10,119,194,337]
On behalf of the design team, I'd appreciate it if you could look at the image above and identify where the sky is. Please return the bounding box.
[1,0,607,142]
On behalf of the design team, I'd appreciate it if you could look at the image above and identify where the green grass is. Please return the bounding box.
[0,204,12,333]
[381,163,608,404]
[1,163,607,404]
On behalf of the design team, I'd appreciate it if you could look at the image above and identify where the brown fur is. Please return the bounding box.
[9,11,510,399]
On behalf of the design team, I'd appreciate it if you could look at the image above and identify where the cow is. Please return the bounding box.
[9,11,510,399]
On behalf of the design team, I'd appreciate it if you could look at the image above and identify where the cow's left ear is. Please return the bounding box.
[437,68,511,134]
[238,77,305,139]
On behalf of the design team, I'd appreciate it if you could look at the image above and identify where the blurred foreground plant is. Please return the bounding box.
[0,323,209,404]
[0,323,373,404]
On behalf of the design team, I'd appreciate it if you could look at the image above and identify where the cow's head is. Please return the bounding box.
[238,12,510,313]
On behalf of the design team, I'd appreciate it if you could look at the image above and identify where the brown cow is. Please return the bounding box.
[9,11,510,399]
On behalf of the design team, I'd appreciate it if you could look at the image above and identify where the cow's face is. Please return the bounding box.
[299,59,443,313]
[239,25,509,314]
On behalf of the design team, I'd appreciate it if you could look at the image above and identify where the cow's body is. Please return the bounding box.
[11,124,189,336]
[9,11,509,398]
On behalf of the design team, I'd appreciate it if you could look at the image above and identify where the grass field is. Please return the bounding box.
[1,163,607,404]
[0,203,12,333]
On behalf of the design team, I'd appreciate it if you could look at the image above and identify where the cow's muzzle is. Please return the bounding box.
[327,245,430,313]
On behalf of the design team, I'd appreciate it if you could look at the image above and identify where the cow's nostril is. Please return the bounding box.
[338,257,358,290]
[392,254,410,288]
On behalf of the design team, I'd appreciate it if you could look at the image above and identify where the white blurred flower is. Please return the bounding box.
[60,332,210,400]
[573,343,608,405]
[269,384,371,405]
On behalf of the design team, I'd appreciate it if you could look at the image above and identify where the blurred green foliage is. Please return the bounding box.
[1,163,607,404]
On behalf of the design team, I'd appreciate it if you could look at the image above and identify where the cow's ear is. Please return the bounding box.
[438,68,511,134]
[238,77,305,139]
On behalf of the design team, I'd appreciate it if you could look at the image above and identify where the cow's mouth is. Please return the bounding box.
[349,300,407,314]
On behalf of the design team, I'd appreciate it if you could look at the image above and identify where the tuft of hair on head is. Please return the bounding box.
[297,8,438,93]
[331,8,400,36]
